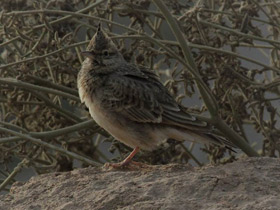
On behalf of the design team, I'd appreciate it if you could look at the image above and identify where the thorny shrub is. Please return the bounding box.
[0,0,279,192]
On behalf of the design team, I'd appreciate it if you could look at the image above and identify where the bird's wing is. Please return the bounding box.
[100,65,207,128]
[100,72,165,123]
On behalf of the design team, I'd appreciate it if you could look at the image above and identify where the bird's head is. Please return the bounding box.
[82,23,124,66]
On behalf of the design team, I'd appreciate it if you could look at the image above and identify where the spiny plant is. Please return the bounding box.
[0,0,279,193]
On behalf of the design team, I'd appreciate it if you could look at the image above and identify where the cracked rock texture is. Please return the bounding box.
[1,157,280,210]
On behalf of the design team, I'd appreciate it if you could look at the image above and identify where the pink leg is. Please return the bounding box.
[105,147,142,169]
[120,147,140,166]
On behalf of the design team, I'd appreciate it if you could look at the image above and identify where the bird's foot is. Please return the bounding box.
[103,160,150,170]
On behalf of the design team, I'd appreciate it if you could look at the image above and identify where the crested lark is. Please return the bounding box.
[78,24,235,167]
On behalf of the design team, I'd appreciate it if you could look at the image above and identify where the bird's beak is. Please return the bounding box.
[81,51,94,59]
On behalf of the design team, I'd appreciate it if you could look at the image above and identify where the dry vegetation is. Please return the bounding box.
[0,0,279,193]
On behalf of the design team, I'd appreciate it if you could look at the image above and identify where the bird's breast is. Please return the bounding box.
[85,96,130,143]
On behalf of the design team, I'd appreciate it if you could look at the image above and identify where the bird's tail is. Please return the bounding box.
[164,127,236,151]
[203,132,237,152]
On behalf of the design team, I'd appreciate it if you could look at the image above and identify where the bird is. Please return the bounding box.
[77,23,235,168]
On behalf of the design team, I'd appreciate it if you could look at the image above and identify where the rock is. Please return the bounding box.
[1,157,280,210]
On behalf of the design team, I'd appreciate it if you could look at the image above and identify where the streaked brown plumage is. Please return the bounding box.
[78,24,235,167]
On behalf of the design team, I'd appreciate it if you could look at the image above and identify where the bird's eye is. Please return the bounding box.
[103,50,109,56]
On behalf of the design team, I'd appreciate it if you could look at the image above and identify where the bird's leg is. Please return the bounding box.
[105,147,144,169]
[120,146,140,166]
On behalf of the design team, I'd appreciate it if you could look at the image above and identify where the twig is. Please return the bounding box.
[0,127,102,166]
[0,78,80,101]
[0,0,107,48]
[180,144,203,166]
[0,158,29,191]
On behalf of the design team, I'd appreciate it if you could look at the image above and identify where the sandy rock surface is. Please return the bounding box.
[1,157,280,210]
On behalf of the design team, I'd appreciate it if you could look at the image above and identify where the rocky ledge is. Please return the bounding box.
[1,157,280,210]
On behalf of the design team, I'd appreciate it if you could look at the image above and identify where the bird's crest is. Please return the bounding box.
[87,23,117,52]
